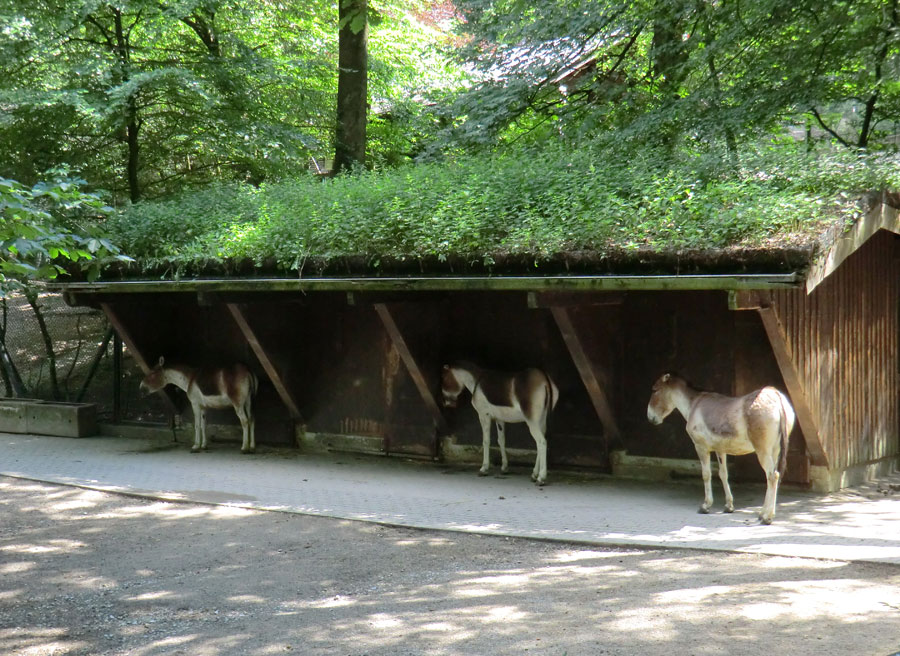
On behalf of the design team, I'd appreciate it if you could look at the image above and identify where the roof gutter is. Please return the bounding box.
[52,272,802,295]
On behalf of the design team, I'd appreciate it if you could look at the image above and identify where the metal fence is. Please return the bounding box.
[0,291,167,424]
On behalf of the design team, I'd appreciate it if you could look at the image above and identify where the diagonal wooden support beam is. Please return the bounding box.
[550,306,621,441]
[226,303,303,421]
[756,305,829,468]
[374,303,449,436]
[99,302,179,414]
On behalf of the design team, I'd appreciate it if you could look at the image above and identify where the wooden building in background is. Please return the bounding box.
[55,199,900,492]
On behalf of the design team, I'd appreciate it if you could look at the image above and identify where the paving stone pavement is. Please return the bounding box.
[2,432,899,564]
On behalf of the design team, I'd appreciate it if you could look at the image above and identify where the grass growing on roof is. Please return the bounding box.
[107,141,900,275]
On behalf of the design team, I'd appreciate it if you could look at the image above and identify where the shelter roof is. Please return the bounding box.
[54,194,899,296]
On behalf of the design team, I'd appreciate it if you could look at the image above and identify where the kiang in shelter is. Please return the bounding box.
[647,373,795,524]
[441,362,559,485]
[140,357,259,454]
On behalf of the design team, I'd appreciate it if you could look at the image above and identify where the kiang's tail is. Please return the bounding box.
[542,370,558,421]
[777,394,790,477]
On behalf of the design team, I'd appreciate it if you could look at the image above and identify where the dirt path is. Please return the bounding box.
[2,475,899,656]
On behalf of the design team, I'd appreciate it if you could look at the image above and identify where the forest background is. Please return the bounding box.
[3,0,900,284]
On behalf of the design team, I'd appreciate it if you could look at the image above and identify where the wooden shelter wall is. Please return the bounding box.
[440,292,611,468]
[621,291,735,460]
[771,231,900,471]
[111,298,295,444]
[99,267,898,485]
[733,312,809,484]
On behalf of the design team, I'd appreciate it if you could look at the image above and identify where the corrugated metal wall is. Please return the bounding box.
[772,231,899,471]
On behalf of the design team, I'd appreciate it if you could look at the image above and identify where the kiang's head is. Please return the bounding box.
[139,356,169,396]
[647,373,680,424]
[440,365,464,408]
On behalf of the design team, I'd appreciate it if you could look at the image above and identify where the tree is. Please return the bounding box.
[0,0,461,198]
[0,171,128,398]
[437,0,900,157]
[334,0,370,173]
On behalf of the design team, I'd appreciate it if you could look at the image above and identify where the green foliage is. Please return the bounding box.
[0,0,462,199]
[109,140,898,275]
[435,0,900,156]
[0,172,129,293]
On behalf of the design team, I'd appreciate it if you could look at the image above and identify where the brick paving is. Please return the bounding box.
[1,431,899,564]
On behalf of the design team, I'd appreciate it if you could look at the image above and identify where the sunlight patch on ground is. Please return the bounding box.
[126,590,176,602]
[739,543,900,561]
[0,627,86,656]
[0,588,22,601]
[756,555,847,570]
[45,570,117,590]
[606,608,676,638]
[0,561,35,574]
[766,579,900,619]
[300,594,358,610]
[650,577,900,625]
[655,584,736,604]
[551,549,636,563]
[1,538,87,554]
[485,605,528,622]
[395,537,454,547]
[130,633,197,655]
[370,613,404,629]
[228,594,268,604]
[92,501,255,522]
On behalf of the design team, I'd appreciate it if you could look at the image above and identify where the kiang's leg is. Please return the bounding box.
[496,421,508,473]
[478,412,492,476]
[716,452,734,512]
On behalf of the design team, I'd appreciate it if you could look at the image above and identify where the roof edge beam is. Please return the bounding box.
[54,273,801,296]
[806,198,900,293]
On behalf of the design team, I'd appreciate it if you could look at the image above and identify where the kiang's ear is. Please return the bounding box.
[158,356,165,367]
[662,373,671,382]
[442,364,450,370]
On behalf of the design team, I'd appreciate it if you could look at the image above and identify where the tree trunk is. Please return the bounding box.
[113,7,141,202]
[0,299,27,397]
[126,105,140,203]
[26,290,60,401]
[650,0,690,154]
[333,0,368,174]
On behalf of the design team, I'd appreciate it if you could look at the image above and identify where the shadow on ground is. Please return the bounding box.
[2,476,899,656]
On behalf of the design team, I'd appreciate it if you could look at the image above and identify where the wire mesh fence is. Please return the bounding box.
[0,290,168,424]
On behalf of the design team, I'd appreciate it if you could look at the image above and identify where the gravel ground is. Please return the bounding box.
[2,475,900,656]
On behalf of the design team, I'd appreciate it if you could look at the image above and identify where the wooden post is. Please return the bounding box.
[549,306,621,441]
[226,303,303,421]
[729,291,829,467]
[374,303,449,436]
[756,305,829,468]
[99,302,179,415]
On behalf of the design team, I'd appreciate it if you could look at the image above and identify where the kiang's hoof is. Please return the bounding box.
[698,506,710,514]
[478,470,489,477]
[724,506,735,514]
[190,447,201,453]
[759,516,774,525]
[241,448,255,455]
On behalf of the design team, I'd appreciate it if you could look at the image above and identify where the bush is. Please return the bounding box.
[108,140,900,275]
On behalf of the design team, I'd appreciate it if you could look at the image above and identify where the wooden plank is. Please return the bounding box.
[549,306,621,441]
[226,303,303,421]
[527,291,625,309]
[806,200,900,292]
[373,303,449,435]
[99,302,179,414]
[728,290,762,311]
[51,273,802,295]
[756,304,829,468]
